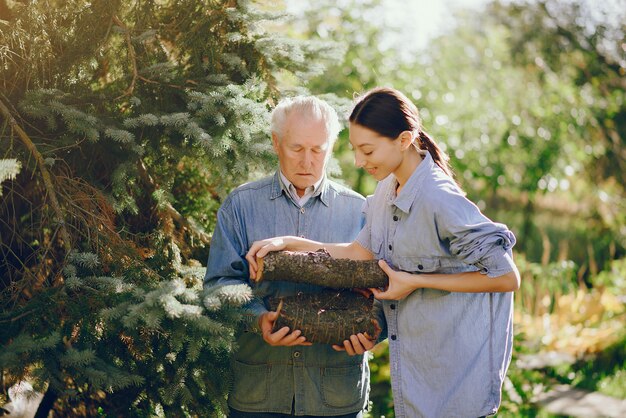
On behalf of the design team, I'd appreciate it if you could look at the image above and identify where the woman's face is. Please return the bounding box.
[349,122,404,181]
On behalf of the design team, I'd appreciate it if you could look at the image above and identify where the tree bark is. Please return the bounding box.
[268,290,381,345]
[255,249,388,289]
[0,98,72,252]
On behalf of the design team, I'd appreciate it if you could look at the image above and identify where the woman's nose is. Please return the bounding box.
[354,153,365,168]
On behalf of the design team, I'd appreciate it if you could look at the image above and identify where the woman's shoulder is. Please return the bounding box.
[422,167,472,208]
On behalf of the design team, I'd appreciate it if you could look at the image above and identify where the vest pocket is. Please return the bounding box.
[320,364,364,408]
[396,256,451,299]
[231,360,270,405]
[396,256,439,273]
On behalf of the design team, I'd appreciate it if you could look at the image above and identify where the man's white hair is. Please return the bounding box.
[270,96,341,145]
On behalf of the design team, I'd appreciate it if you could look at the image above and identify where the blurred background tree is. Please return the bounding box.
[287,0,625,416]
[1,0,624,416]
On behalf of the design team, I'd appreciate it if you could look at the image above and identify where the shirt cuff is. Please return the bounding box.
[481,250,517,278]
[242,299,268,333]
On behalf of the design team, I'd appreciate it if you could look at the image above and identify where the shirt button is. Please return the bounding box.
[393,215,399,221]
[391,335,397,340]
[300,208,305,214]
[293,351,301,358]
[418,264,424,270]
[388,244,393,251]
[390,304,396,310]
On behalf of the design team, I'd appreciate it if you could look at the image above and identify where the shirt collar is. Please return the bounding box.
[271,171,329,206]
[388,151,434,213]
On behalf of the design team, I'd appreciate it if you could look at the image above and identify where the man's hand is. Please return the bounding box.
[259,311,312,347]
[332,333,377,356]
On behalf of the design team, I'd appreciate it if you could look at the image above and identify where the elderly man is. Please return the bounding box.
[205,96,371,418]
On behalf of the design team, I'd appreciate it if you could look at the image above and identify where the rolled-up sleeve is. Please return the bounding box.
[434,191,517,278]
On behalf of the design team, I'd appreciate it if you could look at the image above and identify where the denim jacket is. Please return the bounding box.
[356,152,516,418]
[205,172,369,415]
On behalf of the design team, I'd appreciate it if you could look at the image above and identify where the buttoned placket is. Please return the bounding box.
[387,206,401,256]
[292,348,305,415]
[297,205,307,237]
[294,201,308,415]
[386,200,407,417]
[386,297,405,417]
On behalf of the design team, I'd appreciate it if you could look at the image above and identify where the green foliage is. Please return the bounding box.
[293,0,400,195]
[500,343,556,417]
[0,0,338,415]
[2,0,625,414]
[594,257,626,294]
[484,0,626,249]
[364,342,394,418]
[1,248,253,416]
[569,332,626,398]
[515,254,579,316]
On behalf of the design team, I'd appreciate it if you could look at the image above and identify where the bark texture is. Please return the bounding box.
[268,290,381,345]
[256,249,388,289]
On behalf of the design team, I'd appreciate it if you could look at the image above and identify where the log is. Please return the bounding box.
[255,249,388,289]
[268,290,381,345]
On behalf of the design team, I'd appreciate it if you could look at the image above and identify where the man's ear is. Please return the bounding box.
[271,132,280,153]
[398,131,414,151]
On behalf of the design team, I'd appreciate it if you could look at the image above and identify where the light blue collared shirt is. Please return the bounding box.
[356,152,516,418]
[205,171,372,416]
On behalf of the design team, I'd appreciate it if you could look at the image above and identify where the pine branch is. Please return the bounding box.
[0,97,71,252]
[113,15,139,99]
[112,15,188,96]
[136,159,211,244]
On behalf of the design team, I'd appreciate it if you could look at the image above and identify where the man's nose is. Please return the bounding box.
[301,150,313,168]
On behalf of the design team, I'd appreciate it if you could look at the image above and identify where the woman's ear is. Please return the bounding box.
[398,130,414,151]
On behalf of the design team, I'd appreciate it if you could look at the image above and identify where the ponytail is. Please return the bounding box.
[417,131,454,179]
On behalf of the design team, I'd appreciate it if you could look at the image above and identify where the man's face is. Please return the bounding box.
[273,115,332,197]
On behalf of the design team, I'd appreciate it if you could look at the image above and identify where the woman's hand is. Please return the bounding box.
[370,259,421,300]
[246,236,293,279]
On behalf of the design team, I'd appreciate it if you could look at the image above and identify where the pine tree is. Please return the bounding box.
[0,1,337,415]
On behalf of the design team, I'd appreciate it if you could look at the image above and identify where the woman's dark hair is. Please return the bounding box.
[349,87,453,178]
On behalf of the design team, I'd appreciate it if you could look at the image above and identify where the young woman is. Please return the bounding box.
[246,87,520,418]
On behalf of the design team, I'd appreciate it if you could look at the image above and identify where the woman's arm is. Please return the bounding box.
[245,236,373,279]
[371,260,520,300]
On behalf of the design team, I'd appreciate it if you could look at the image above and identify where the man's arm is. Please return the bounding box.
[205,200,310,345]
[204,202,266,331]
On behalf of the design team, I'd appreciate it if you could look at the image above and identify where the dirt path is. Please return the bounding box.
[535,384,626,417]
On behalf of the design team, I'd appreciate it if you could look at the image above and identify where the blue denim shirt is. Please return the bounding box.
[205,172,369,415]
[356,152,516,418]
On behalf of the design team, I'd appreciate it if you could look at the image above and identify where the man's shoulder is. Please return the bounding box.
[231,176,274,194]
[221,176,274,209]
[325,179,365,202]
